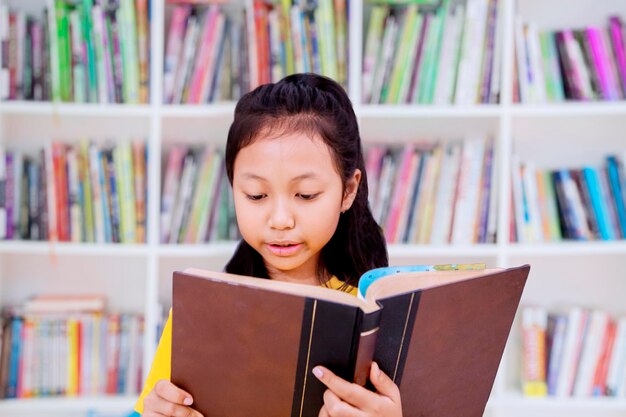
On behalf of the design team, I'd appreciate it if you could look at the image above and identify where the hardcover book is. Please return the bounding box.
[171,263,530,417]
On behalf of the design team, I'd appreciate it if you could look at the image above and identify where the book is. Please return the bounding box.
[171,263,530,417]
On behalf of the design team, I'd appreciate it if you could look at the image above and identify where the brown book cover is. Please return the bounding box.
[171,265,530,417]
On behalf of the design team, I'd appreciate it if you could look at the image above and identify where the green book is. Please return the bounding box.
[80,141,95,243]
[420,0,449,103]
[82,0,98,102]
[417,13,442,103]
[386,5,418,104]
[55,1,72,101]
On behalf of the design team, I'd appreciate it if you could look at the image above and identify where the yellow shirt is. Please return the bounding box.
[134,276,357,414]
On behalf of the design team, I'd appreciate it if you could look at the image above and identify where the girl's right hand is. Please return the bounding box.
[142,379,204,417]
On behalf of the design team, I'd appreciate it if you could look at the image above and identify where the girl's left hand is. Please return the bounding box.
[313,361,403,417]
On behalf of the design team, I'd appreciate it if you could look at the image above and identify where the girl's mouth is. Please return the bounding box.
[267,243,302,256]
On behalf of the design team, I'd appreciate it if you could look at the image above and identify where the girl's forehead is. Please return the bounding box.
[234,133,340,179]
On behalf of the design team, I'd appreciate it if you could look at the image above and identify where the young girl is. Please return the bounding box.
[135,74,403,417]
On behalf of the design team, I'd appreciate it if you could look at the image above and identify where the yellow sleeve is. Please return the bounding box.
[134,310,173,414]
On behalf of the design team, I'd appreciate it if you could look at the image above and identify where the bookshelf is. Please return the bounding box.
[1,0,626,416]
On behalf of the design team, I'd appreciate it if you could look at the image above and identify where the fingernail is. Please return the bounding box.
[184,397,193,406]
[312,367,324,379]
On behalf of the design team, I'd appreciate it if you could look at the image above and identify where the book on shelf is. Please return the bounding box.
[521,306,626,398]
[515,14,626,103]
[0,296,144,399]
[362,0,500,105]
[0,0,149,103]
[365,138,497,245]
[162,0,348,105]
[171,263,529,417]
[160,145,238,244]
[0,140,146,243]
[511,153,626,243]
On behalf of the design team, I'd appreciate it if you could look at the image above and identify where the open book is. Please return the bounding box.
[171,264,530,417]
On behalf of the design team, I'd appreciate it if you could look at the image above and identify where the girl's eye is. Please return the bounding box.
[246,194,266,201]
[297,193,318,200]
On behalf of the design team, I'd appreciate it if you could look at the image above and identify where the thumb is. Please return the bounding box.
[370,362,401,402]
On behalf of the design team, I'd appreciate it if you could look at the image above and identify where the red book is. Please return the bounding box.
[52,143,70,241]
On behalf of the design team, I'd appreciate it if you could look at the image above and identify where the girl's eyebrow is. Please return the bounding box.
[240,172,319,182]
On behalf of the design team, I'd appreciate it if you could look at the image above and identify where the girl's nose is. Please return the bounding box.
[268,200,295,230]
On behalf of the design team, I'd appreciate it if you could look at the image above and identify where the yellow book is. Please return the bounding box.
[67,318,79,396]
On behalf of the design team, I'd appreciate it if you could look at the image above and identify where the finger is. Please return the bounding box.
[369,362,401,403]
[145,393,203,417]
[318,405,330,417]
[312,366,370,408]
[322,389,365,417]
[154,379,195,406]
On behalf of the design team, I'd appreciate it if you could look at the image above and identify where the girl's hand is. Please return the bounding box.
[313,362,402,417]
[142,379,204,417]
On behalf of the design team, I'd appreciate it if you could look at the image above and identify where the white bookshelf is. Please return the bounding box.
[1,0,625,416]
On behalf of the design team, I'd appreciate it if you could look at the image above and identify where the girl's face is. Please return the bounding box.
[232,132,360,285]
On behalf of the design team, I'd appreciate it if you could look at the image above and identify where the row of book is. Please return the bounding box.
[511,154,626,243]
[0,0,149,103]
[363,0,500,105]
[365,138,497,245]
[160,145,239,244]
[515,15,626,103]
[163,0,347,104]
[0,141,147,243]
[522,307,626,398]
[0,295,144,399]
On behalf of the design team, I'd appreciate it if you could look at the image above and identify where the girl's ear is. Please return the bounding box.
[341,169,362,213]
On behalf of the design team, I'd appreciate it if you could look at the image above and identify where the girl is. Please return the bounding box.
[136,74,403,417]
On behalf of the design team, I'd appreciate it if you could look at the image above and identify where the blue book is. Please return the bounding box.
[358,263,487,299]
[606,156,626,237]
[582,167,614,240]
[7,317,23,398]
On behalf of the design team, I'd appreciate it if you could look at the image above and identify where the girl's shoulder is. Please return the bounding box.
[323,276,358,296]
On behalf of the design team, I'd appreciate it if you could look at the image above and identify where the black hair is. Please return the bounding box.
[223,73,388,287]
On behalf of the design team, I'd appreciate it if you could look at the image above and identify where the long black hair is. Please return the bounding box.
[223,73,388,287]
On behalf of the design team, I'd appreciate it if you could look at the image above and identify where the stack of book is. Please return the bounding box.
[511,153,626,243]
[162,0,348,104]
[362,0,501,105]
[365,138,497,245]
[522,306,626,398]
[0,295,144,399]
[160,145,238,244]
[0,0,150,103]
[514,15,626,103]
[0,141,147,244]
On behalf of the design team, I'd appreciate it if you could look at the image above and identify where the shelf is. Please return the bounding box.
[0,101,152,117]
[506,240,626,257]
[356,104,502,119]
[0,241,149,257]
[493,393,626,411]
[510,102,626,117]
[159,103,236,118]
[0,395,136,413]
[158,242,239,258]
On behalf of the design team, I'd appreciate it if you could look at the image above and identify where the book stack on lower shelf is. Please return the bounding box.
[0,295,144,401]
[511,153,626,243]
[0,140,147,244]
[365,138,498,245]
[521,306,626,399]
[159,145,238,244]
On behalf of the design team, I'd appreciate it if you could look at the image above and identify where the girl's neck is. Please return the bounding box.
[266,265,330,286]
